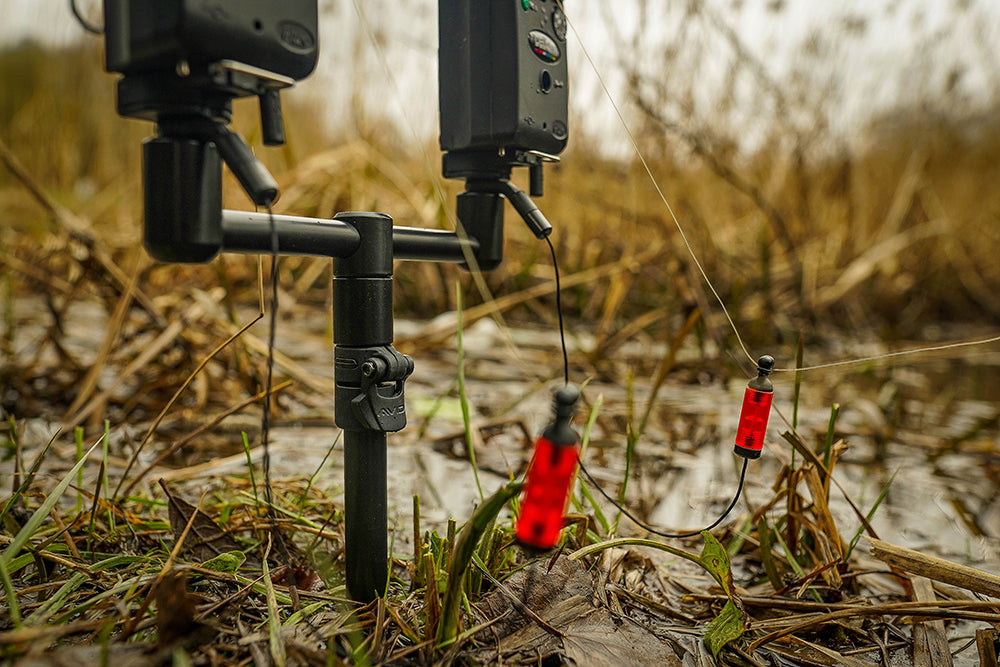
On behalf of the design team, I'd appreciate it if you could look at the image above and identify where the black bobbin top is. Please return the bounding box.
[756,355,775,377]
[544,384,580,445]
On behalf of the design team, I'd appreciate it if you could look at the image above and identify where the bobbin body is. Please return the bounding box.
[734,355,775,459]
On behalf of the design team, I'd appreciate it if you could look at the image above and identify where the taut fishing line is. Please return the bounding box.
[555,0,1000,375]
[555,0,756,369]
[518,2,1000,548]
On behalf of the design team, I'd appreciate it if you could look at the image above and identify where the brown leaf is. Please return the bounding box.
[477,555,592,640]
[156,571,199,646]
[476,556,681,666]
[159,480,243,563]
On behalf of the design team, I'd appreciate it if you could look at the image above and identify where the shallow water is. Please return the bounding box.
[229,311,1000,577]
[9,295,1000,571]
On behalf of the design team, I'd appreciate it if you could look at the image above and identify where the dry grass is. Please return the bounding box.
[3,36,1000,665]
[4,40,998,351]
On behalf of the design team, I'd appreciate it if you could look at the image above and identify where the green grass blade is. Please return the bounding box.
[823,403,841,471]
[102,420,113,531]
[455,283,483,500]
[574,395,608,533]
[0,428,59,526]
[51,572,156,625]
[1,439,100,568]
[569,536,700,566]
[75,426,85,513]
[240,432,260,515]
[261,544,287,667]
[846,468,898,558]
[613,422,637,536]
[437,478,522,651]
[298,430,341,516]
[0,439,99,626]
[0,555,21,626]
[25,571,89,624]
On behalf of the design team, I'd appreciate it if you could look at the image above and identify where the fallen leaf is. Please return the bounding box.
[200,550,247,574]
[476,556,681,666]
[156,571,200,647]
[159,480,243,563]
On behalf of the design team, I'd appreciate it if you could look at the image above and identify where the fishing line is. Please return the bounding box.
[579,454,748,539]
[544,235,749,539]
[556,0,755,368]
[555,0,1000,375]
[349,0,509,328]
[773,334,1000,373]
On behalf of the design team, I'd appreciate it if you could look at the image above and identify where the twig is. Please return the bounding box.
[911,576,953,667]
[119,486,207,641]
[748,600,1000,653]
[0,137,89,235]
[119,380,293,499]
[470,555,564,639]
[397,245,663,349]
[865,536,1000,600]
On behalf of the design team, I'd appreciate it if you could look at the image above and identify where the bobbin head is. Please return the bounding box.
[552,384,580,419]
[756,355,775,376]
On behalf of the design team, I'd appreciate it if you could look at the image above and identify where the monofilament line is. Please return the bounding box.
[557,3,1000,375]
[775,333,1000,373]
[556,0,756,368]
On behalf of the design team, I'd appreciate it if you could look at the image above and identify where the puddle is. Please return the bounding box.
[226,319,1000,578]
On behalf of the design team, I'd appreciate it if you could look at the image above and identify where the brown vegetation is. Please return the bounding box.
[3,26,1000,665]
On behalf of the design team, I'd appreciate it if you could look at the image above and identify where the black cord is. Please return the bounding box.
[70,0,103,35]
[578,456,748,538]
[262,206,280,534]
[261,204,323,644]
[545,236,570,386]
[545,230,749,538]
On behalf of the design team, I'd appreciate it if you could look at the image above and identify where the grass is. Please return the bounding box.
[3,36,1000,666]
[2,329,999,664]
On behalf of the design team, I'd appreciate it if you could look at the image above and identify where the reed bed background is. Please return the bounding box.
[3,31,999,364]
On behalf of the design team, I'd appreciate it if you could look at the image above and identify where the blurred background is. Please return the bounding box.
[3,0,1000,420]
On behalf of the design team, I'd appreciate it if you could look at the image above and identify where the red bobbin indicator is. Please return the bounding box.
[516,385,580,550]
[734,355,775,460]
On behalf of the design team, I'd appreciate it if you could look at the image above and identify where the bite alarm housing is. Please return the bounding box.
[104,0,318,85]
[439,0,570,156]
